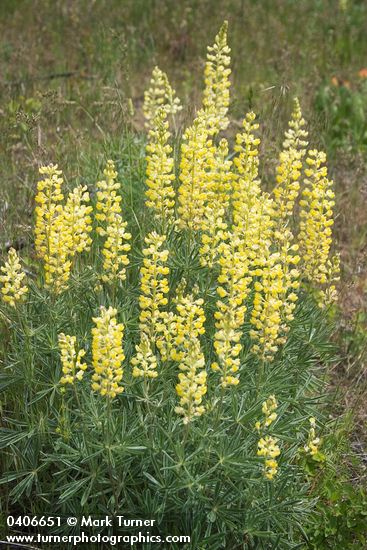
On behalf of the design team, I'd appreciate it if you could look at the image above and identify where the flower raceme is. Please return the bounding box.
[145,108,175,227]
[0,248,28,307]
[298,149,340,306]
[58,333,87,385]
[273,98,308,230]
[35,164,95,293]
[177,111,214,231]
[34,164,72,293]
[212,229,252,388]
[91,306,125,398]
[168,290,207,423]
[95,160,131,285]
[202,20,231,134]
[95,160,123,232]
[131,233,170,379]
[257,436,281,480]
[62,185,93,256]
[304,417,322,457]
[143,66,182,128]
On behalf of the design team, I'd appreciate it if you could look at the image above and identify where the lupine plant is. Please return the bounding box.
[0,22,339,548]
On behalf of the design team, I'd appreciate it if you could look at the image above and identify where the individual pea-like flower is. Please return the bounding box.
[58,333,87,385]
[0,248,28,307]
[91,306,125,398]
[143,66,182,128]
[202,20,231,134]
[298,149,340,307]
[62,185,93,255]
[145,107,175,227]
[131,232,169,379]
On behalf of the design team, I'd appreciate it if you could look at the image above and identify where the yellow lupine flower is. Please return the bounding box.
[232,112,274,278]
[43,214,73,294]
[58,333,87,385]
[143,66,182,128]
[304,417,322,456]
[95,160,132,285]
[175,337,207,424]
[91,306,125,398]
[170,290,207,423]
[212,229,251,387]
[261,395,278,428]
[177,111,215,231]
[62,185,93,255]
[250,244,299,361]
[273,98,308,228]
[170,289,206,362]
[131,233,169,379]
[101,214,131,284]
[200,139,232,267]
[34,164,64,260]
[34,164,87,293]
[95,160,122,233]
[145,107,175,227]
[0,248,28,307]
[203,20,231,134]
[257,436,281,480]
[298,149,340,307]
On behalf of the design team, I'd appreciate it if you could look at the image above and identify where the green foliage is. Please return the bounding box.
[305,425,367,549]
[315,77,367,152]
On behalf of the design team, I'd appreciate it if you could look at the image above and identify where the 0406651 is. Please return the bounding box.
[7,516,62,527]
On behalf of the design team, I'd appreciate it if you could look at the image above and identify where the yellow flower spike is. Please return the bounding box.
[131,232,170,379]
[91,306,125,398]
[63,185,93,255]
[212,229,252,388]
[257,436,281,480]
[304,417,322,457]
[298,149,340,307]
[35,164,72,293]
[273,98,309,228]
[203,20,231,134]
[34,164,64,260]
[145,107,175,227]
[177,111,215,231]
[95,160,132,285]
[200,139,233,267]
[0,248,28,307]
[250,238,300,361]
[174,337,207,424]
[143,66,182,128]
[95,160,122,234]
[58,333,87,385]
[131,334,158,379]
[101,214,132,284]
